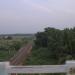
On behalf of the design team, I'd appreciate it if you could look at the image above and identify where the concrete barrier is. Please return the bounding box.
[0,61,75,75]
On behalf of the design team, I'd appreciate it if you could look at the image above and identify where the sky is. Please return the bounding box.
[0,0,75,34]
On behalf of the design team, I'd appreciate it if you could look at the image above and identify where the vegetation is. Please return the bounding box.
[26,27,75,65]
[0,27,75,74]
[0,37,30,61]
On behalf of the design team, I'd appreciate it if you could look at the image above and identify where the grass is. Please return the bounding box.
[0,37,31,61]
[0,50,16,61]
[25,47,57,65]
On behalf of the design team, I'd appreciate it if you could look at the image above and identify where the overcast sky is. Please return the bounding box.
[0,0,75,34]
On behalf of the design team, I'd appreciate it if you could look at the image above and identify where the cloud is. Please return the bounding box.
[47,0,75,14]
[0,10,20,23]
[24,0,75,15]
[0,0,75,34]
[24,0,53,13]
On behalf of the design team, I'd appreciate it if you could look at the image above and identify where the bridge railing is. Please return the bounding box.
[0,61,75,75]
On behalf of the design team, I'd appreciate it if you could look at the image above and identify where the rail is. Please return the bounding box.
[0,61,75,75]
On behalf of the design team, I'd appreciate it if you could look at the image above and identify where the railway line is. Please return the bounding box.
[10,43,32,75]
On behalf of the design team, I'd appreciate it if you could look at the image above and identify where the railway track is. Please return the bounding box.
[10,43,32,75]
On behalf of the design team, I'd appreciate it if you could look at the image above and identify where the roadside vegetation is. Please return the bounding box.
[26,27,75,65]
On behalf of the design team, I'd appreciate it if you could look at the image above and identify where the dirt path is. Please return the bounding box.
[10,43,32,65]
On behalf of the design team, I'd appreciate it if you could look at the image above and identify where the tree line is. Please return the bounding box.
[34,27,75,64]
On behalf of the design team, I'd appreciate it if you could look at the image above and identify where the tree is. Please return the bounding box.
[34,27,75,64]
[35,32,48,47]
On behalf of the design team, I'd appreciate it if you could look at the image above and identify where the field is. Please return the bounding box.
[0,35,33,61]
